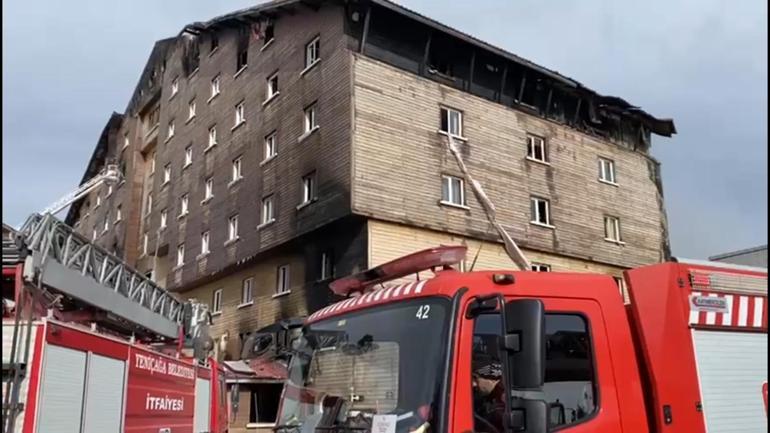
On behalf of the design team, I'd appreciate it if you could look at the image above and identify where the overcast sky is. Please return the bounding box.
[3,0,767,259]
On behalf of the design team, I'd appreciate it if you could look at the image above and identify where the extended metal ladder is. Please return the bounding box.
[16,213,186,339]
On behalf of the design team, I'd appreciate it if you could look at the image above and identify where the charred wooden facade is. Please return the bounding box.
[68,0,674,373]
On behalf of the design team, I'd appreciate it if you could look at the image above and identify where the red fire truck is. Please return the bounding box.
[275,246,767,433]
[2,214,228,433]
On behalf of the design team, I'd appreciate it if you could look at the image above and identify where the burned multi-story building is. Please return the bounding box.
[68,0,674,368]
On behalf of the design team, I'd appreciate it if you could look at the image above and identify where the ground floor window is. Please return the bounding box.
[249,383,283,425]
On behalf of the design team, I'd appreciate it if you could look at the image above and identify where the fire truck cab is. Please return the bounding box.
[276,246,767,433]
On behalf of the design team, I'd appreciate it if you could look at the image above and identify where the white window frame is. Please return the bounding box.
[145,193,153,215]
[180,194,189,217]
[304,36,320,70]
[102,216,109,233]
[266,73,279,101]
[260,195,275,226]
[301,172,315,205]
[599,158,617,184]
[604,215,623,243]
[263,132,277,162]
[170,77,179,97]
[210,75,221,100]
[439,107,464,139]
[275,264,290,296]
[440,174,466,207]
[212,289,223,314]
[231,157,243,183]
[123,134,130,149]
[167,121,175,141]
[160,209,168,229]
[92,227,98,240]
[208,125,218,148]
[163,164,171,184]
[204,177,214,201]
[227,214,239,242]
[201,231,210,255]
[526,134,548,163]
[303,103,318,134]
[106,184,113,197]
[188,99,196,121]
[176,243,185,267]
[184,146,193,167]
[142,233,148,255]
[240,278,254,306]
[149,152,156,174]
[234,101,246,127]
[115,205,122,222]
[530,196,553,227]
[531,263,551,272]
[95,193,102,208]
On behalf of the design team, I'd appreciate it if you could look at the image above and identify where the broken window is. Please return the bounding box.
[264,22,275,45]
[427,34,472,90]
[364,6,426,74]
[236,27,249,73]
[526,134,547,163]
[249,383,283,424]
[210,33,219,53]
[530,196,552,226]
[470,51,504,102]
[320,250,334,280]
[440,107,463,138]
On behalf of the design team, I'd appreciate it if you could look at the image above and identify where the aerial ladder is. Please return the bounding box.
[2,166,210,433]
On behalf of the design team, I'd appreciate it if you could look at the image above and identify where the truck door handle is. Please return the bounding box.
[663,405,673,424]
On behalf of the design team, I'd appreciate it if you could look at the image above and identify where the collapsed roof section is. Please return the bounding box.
[65,113,124,225]
[111,0,673,176]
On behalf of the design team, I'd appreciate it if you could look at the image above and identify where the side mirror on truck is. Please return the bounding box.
[501,298,549,433]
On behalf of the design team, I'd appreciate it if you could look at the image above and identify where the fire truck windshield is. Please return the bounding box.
[277,297,450,433]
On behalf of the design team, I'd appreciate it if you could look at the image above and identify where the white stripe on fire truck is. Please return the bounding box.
[689,291,701,324]
[753,297,764,327]
[738,296,749,327]
[382,285,396,300]
[722,295,734,326]
[391,284,405,297]
[414,280,426,294]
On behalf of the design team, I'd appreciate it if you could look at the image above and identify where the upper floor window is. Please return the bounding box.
[231,157,243,183]
[266,73,279,101]
[276,264,290,295]
[471,313,596,431]
[102,215,109,233]
[241,277,254,305]
[170,77,179,97]
[188,99,197,120]
[106,184,113,197]
[210,75,221,100]
[167,121,175,141]
[145,193,153,215]
[261,195,275,225]
[530,196,552,227]
[234,101,246,127]
[201,231,210,255]
[208,125,218,148]
[526,134,547,163]
[305,36,320,69]
[212,288,223,314]
[123,133,130,149]
[180,194,189,217]
[149,152,156,174]
[176,243,185,267]
[95,193,102,208]
[210,33,219,53]
[160,209,168,229]
[263,23,275,46]
[439,107,463,138]
[604,215,622,243]
[115,205,122,222]
[204,177,214,201]
[441,174,465,207]
[163,164,171,185]
[92,227,98,240]
[264,132,277,161]
[531,263,551,272]
[184,146,193,168]
[303,103,318,134]
[598,158,616,184]
[236,47,248,73]
[142,233,149,255]
[228,214,239,241]
[301,172,316,205]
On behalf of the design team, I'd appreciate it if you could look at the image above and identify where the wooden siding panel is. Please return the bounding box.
[352,55,666,269]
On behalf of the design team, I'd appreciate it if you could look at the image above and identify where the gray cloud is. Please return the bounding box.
[3,0,766,259]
